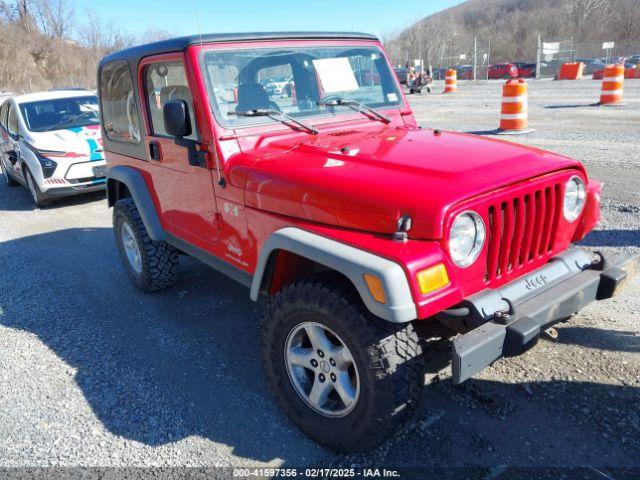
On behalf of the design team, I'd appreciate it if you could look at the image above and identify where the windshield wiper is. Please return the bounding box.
[45,111,97,132]
[231,109,318,135]
[317,98,391,124]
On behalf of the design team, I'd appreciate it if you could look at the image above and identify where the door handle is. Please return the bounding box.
[149,141,161,161]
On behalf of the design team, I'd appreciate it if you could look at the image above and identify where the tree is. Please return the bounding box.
[32,0,74,38]
[566,0,610,40]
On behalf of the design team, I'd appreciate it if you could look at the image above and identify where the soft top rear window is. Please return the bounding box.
[99,60,141,144]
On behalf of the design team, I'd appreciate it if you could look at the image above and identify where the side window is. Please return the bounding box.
[342,54,385,104]
[204,62,239,117]
[144,60,198,141]
[256,64,294,101]
[7,104,18,136]
[100,60,141,144]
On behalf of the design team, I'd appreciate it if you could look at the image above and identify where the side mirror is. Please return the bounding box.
[163,100,192,138]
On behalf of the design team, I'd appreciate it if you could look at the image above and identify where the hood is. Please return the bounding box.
[27,124,103,161]
[238,126,584,239]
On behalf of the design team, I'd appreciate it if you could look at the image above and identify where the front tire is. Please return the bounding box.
[262,277,424,452]
[24,167,50,208]
[113,197,179,292]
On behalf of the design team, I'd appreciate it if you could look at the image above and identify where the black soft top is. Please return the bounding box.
[100,31,379,68]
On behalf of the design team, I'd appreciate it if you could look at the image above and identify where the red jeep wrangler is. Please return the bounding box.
[488,63,519,80]
[99,32,636,452]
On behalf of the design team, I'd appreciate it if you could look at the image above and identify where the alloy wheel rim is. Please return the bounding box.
[284,321,360,418]
[120,222,143,274]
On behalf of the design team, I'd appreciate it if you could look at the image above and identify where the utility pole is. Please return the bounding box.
[536,34,541,80]
[487,40,491,81]
[473,36,478,83]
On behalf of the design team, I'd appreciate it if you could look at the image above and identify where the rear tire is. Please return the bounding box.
[262,277,424,452]
[1,160,18,186]
[113,197,179,292]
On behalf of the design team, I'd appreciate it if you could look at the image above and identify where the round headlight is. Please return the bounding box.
[563,176,586,222]
[449,211,485,267]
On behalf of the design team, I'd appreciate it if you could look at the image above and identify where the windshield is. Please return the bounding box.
[19,95,99,132]
[201,45,402,128]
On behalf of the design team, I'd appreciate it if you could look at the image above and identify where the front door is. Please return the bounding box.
[0,101,11,176]
[139,55,219,249]
[4,103,22,182]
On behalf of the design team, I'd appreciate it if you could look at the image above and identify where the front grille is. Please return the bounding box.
[486,182,563,281]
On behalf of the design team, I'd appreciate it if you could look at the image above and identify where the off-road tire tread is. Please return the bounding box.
[261,276,423,452]
[113,197,179,292]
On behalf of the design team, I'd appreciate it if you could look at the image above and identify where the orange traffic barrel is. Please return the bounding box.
[444,69,457,93]
[499,78,528,131]
[599,65,624,104]
[557,62,584,80]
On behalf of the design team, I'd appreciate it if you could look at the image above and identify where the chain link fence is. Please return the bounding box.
[434,37,491,82]
[537,38,640,78]
[536,39,575,78]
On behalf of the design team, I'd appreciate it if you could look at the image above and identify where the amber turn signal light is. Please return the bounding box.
[363,274,386,304]
[417,264,450,295]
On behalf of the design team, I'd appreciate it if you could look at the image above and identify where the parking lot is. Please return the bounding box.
[0,78,638,471]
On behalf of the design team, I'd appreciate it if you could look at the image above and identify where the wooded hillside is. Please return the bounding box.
[0,0,170,93]
[384,0,640,67]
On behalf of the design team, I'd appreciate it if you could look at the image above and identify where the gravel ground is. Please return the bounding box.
[0,78,638,474]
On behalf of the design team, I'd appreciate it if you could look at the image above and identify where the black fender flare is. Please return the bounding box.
[250,227,417,323]
[106,165,166,242]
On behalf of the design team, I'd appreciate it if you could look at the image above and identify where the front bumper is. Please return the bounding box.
[451,248,638,384]
[42,179,106,198]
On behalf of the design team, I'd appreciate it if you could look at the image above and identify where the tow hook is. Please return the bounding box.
[542,327,559,341]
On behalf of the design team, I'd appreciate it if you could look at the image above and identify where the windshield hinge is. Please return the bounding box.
[393,215,412,242]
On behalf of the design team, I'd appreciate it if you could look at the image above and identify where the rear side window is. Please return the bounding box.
[7,104,18,136]
[100,60,141,144]
[144,60,198,141]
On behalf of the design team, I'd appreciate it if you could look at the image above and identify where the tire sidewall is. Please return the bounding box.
[114,204,148,288]
[1,159,10,185]
[24,166,47,207]
[264,299,391,447]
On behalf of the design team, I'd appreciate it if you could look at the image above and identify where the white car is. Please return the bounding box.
[265,76,293,96]
[0,90,106,207]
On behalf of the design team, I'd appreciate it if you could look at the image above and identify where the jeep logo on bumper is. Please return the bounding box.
[524,273,549,291]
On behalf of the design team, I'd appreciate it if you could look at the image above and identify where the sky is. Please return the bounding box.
[79,0,466,39]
